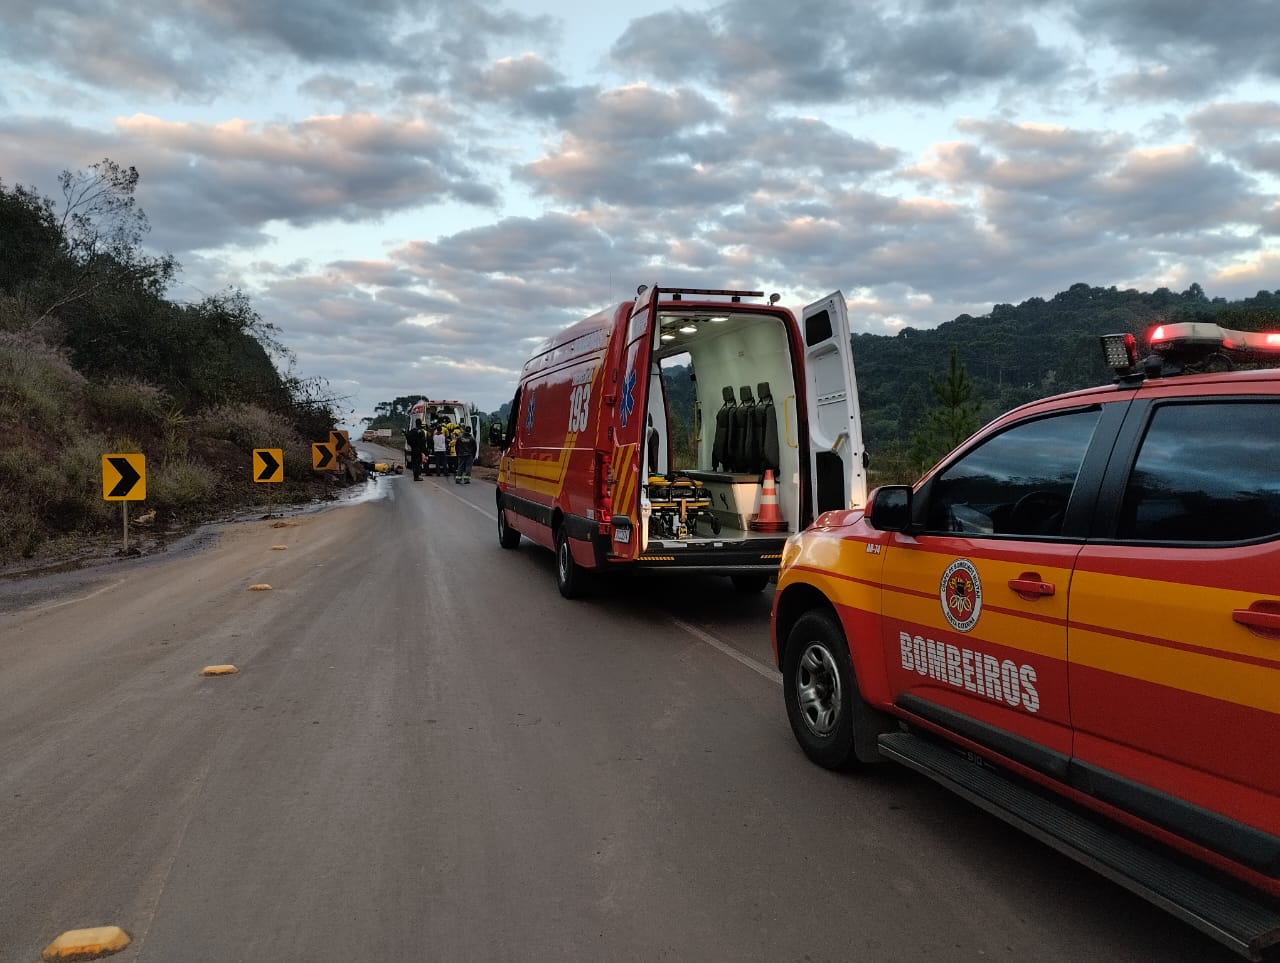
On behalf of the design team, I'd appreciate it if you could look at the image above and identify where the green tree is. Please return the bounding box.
[909,348,981,472]
[0,181,65,313]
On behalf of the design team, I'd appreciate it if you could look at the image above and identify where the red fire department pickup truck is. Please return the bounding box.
[771,323,1280,959]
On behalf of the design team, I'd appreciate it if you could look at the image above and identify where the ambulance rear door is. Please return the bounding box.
[801,291,867,516]
[608,283,661,558]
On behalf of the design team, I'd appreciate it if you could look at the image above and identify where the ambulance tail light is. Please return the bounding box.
[595,451,613,532]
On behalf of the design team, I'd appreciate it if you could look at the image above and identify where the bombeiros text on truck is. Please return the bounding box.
[495,285,867,598]
[771,320,1280,960]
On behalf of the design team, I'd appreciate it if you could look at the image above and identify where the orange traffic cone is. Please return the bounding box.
[748,469,788,532]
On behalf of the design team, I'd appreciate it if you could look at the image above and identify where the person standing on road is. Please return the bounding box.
[406,419,428,481]
[447,426,460,476]
[432,426,449,477]
[454,426,477,484]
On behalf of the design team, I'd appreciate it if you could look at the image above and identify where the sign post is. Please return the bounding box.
[102,454,146,553]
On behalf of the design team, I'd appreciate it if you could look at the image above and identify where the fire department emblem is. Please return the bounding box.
[940,559,982,633]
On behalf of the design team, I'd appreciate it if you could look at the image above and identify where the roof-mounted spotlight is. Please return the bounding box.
[769,293,781,305]
[636,285,648,297]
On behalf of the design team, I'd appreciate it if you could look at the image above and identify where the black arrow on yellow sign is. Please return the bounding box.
[312,442,336,470]
[254,448,283,483]
[102,453,146,501]
[329,430,350,454]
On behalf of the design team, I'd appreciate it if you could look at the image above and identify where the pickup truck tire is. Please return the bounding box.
[497,501,521,549]
[783,610,866,770]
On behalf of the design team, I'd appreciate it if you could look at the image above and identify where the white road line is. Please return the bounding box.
[431,479,497,521]
[671,617,782,685]
[35,577,127,612]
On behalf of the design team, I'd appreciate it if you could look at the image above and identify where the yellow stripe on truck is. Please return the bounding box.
[1072,571,1280,665]
[507,445,573,497]
[1070,628,1280,714]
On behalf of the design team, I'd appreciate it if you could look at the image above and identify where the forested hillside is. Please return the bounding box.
[854,283,1280,459]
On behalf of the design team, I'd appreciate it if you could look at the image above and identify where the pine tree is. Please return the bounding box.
[909,348,981,472]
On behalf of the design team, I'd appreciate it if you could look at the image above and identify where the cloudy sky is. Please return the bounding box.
[2,0,1278,425]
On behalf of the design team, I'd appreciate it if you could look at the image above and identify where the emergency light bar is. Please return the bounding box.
[1102,321,1280,380]
[1148,322,1280,355]
[1147,321,1280,368]
[660,287,765,302]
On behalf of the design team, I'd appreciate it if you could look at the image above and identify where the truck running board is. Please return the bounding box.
[877,731,1280,961]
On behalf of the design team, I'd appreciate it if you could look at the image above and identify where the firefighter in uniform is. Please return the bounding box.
[455,425,477,484]
[406,419,428,480]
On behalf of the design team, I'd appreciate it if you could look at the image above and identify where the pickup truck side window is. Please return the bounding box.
[925,409,1101,537]
[1118,401,1280,543]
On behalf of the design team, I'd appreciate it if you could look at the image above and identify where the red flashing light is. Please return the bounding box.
[1269,334,1280,346]
[1151,325,1167,342]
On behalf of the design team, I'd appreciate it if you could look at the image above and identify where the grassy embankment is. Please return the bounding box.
[0,317,351,566]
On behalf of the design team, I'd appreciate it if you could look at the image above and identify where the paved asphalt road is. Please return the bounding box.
[0,470,1238,962]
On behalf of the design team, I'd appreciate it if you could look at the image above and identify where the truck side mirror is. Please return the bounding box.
[867,485,913,532]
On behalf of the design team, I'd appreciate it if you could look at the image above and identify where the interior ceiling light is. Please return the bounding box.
[709,316,728,323]
[679,325,698,334]
[660,332,676,341]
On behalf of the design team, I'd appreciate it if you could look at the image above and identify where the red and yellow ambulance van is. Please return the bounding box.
[496,285,867,598]
[771,323,1280,958]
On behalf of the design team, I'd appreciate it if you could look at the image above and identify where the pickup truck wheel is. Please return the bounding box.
[783,611,862,770]
[497,502,521,549]
[730,573,769,594]
[556,528,590,599]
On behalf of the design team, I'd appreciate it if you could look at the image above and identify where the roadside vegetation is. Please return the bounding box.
[1,159,350,565]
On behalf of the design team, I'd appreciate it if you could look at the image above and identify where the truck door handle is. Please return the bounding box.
[1009,575,1055,598]
[1233,604,1280,637]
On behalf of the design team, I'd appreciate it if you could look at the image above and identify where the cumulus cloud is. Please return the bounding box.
[1067,0,1280,83]
[0,0,552,98]
[2,0,1276,421]
[610,0,1068,105]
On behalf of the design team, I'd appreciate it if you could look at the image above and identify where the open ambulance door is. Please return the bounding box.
[801,291,868,514]
[630,284,661,553]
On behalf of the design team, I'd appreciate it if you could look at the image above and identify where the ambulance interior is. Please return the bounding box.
[645,309,799,542]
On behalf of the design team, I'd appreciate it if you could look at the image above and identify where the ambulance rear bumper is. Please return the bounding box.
[592,530,786,573]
